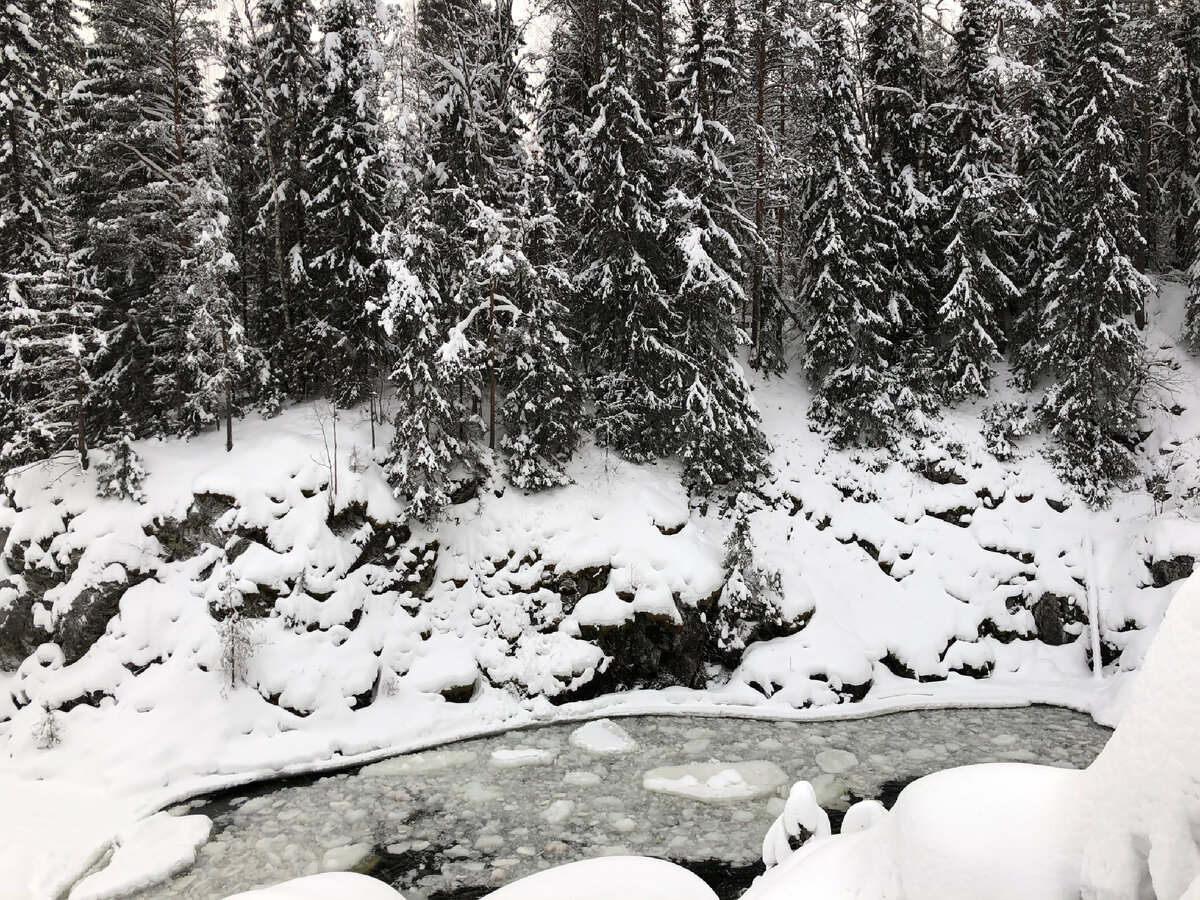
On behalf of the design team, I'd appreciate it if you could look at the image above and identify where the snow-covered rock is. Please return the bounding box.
[220,873,403,900]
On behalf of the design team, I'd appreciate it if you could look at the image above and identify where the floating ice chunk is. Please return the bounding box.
[564,771,602,787]
[462,782,504,804]
[643,761,788,802]
[319,843,372,873]
[814,749,858,774]
[69,812,212,900]
[361,749,478,778]
[569,719,638,755]
[811,773,850,809]
[542,800,576,826]
[491,748,556,768]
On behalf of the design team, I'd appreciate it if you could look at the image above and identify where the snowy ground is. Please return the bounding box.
[1,282,1199,899]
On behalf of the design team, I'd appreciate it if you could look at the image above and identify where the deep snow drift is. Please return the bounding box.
[743,571,1200,900]
[2,283,1199,899]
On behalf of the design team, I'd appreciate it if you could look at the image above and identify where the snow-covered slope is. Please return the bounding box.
[2,282,1199,899]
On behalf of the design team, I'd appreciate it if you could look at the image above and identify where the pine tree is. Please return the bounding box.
[72,0,216,437]
[382,216,471,522]
[865,0,937,357]
[499,175,582,491]
[798,7,898,447]
[178,145,257,449]
[1040,0,1150,504]
[1160,0,1200,273]
[666,2,768,489]
[1,0,56,459]
[248,0,319,392]
[934,0,1016,401]
[306,0,392,405]
[1012,4,1069,383]
[576,1,680,461]
[215,18,267,356]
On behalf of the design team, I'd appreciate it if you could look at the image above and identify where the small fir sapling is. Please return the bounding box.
[715,493,784,653]
[95,416,146,501]
[214,567,254,693]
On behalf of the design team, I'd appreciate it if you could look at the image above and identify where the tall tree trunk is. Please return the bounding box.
[752,0,767,353]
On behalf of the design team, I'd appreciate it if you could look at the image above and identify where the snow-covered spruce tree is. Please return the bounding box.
[499,174,582,491]
[215,18,268,357]
[306,0,392,405]
[213,566,253,693]
[864,0,937,359]
[1161,0,1200,275]
[0,0,55,461]
[665,1,769,490]
[1039,0,1150,504]
[714,492,782,656]
[1011,4,1069,385]
[178,146,258,450]
[576,1,680,462]
[933,0,1016,401]
[95,415,146,501]
[247,0,319,393]
[72,0,215,437]
[798,7,899,448]
[382,227,471,522]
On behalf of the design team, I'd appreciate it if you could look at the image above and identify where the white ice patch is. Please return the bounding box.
[541,800,576,826]
[318,843,372,873]
[359,749,477,777]
[491,747,556,768]
[643,761,788,802]
[564,771,602,787]
[69,812,212,900]
[814,749,858,774]
[569,719,638,755]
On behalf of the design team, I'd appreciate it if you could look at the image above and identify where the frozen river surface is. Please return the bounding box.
[138,707,1111,899]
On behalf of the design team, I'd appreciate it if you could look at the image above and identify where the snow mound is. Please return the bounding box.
[569,719,638,755]
[743,572,1200,900]
[220,873,403,900]
[643,761,788,802]
[482,856,718,900]
[69,812,212,900]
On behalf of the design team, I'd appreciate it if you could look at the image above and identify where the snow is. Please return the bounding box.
[69,814,212,900]
[219,873,402,900]
[569,719,637,755]
[359,749,477,777]
[642,761,788,802]
[814,748,858,774]
[741,571,1200,900]
[0,284,1197,898]
[480,856,718,900]
[318,843,372,873]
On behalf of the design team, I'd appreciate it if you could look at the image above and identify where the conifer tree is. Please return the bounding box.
[215,18,266,350]
[72,0,215,436]
[934,0,1015,401]
[1163,0,1200,338]
[1040,0,1150,503]
[178,147,257,448]
[1012,5,1069,384]
[576,1,679,461]
[248,0,319,391]
[666,2,768,489]
[798,7,898,447]
[865,0,937,356]
[307,0,392,404]
[499,175,582,491]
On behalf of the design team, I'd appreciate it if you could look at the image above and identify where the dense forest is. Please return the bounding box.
[2,0,1199,516]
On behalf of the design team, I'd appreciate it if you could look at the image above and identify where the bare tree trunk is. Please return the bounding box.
[223,326,234,452]
[489,278,497,451]
[751,0,767,355]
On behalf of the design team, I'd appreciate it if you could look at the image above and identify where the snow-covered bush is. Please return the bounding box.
[981,401,1033,460]
[95,418,146,502]
[714,495,783,654]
